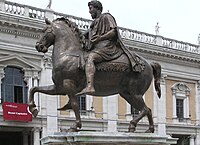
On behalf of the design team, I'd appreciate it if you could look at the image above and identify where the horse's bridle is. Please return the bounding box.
[35,25,55,53]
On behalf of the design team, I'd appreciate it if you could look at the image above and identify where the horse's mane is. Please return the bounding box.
[54,17,87,50]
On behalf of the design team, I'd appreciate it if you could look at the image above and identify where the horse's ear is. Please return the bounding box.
[45,18,52,25]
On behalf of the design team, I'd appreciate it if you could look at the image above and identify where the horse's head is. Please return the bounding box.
[35,18,55,53]
[36,17,87,54]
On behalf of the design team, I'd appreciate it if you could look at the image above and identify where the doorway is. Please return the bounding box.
[0,131,23,145]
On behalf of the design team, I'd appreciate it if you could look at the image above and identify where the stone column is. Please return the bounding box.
[157,74,167,135]
[33,127,40,145]
[196,81,200,125]
[23,131,29,145]
[195,81,200,145]
[86,95,93,110]
[103,94,118,132]
[42,55,58,135]
[195,132,200,145]
[24,69,40,105]
[172,89,177,119]
[184,92,189,118]
[33,73,40,110]
[0,67,4,103]
[126,102,132,121]
[190,135,195,145]
[153,82,158,123]
[86,95,95,118]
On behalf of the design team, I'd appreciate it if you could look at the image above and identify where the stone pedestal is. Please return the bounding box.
[41,132,177,145]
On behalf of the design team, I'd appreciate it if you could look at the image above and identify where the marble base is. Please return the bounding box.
[41,132,177,145]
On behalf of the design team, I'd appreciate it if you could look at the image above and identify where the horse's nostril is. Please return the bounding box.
[35,44,39,49]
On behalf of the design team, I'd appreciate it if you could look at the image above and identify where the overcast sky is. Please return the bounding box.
[8,0,200,44]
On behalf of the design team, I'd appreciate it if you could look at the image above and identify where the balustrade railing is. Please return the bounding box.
[4,1,45,19]
[1,0,200,54]
[54,11,92,30]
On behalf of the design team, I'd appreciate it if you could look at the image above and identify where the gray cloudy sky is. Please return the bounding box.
[8,0,200,44]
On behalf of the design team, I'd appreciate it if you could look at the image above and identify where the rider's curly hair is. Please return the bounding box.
[88,0,103,12]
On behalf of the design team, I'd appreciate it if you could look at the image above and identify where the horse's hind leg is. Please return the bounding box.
[131,96,154,133]
[120,92,154,133]
[145,107,154,133]
[29,85,58,117]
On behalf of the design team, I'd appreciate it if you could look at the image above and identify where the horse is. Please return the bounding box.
[28,17,161,133]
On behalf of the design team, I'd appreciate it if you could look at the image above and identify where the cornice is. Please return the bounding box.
[124,39,200,64]
[0,11,44,29]
[0,25,40,39]
[0,11,43,38]
[0,11,200,66]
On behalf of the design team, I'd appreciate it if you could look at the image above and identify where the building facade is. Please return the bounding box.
[0,0,200,145]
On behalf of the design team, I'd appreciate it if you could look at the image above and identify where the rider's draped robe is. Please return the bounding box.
[88,13,145,72]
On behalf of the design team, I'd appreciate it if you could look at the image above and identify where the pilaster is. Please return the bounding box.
[190,135,195,145]
[23,131,29,145]
[157,74,167,135]
[33,127,41,145]
[42,55,58,135]
[196,80,200,125]
[195,81,200,145]
[0,66,5,103]
[103,95,118,132]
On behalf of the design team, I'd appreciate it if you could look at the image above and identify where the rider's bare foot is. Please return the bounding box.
[76,87,95,96]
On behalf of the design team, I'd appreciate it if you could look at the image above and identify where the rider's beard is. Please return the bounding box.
[91,13,97,19]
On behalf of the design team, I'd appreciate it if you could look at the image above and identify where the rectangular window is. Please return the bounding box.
[2,67,28,104]
[80,96,86,110]
[77,95,86,115]
[14,86,23,103]
[131,106,139,117]
[176,99,184,119]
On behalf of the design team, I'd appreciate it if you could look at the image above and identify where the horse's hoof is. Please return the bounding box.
[68,128,78,132]
[145,128,154,133]
[32,108,39,118]
[60,128,68,132]
[128,128,135,133]
[128,127,136,133]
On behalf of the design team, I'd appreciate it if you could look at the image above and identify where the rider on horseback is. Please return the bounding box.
[76,0,145,96]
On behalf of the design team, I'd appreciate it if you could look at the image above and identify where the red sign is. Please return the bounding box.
[3,102,32,122]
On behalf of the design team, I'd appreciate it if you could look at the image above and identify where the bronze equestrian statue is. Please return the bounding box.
[28,0,161,133]
[76,1,145,96]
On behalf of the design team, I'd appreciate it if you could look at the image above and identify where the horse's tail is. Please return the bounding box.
[150,62,161,98]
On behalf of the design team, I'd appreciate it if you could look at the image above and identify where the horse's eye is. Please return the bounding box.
[46,29,52,33]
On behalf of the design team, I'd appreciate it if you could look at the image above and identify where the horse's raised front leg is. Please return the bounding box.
[28,85,58,117]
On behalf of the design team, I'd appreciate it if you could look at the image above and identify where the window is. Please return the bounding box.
[171,82,190,122]
[131,106,139,117]
[1,66,28,103]
[77,95,86,115]
[176,99,184,119]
